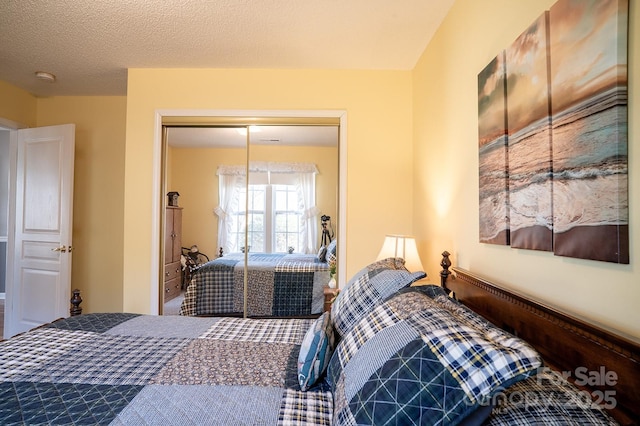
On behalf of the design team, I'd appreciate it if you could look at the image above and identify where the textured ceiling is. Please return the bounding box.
[0,0,454,97]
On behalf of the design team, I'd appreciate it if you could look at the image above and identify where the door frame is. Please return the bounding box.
[150,109,348,313]
[0,118,23,337]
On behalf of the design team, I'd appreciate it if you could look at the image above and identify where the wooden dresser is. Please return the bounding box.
[164,206,183,301]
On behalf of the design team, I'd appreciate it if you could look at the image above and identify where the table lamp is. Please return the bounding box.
[376,234,424,272]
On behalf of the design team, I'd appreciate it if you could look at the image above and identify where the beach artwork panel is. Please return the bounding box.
[478,52,509,245]
[549,0,629,263]
[505,12,553,252]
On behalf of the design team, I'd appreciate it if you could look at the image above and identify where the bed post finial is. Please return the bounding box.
[70,289,83,316]
[440,251,451,288]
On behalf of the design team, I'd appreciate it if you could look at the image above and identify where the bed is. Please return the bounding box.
[179,241,336,318]
[439,255,640,426]
[1,253,637,425]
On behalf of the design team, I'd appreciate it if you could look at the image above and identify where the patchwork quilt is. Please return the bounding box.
[0,285,619,425]
[180,253,329,317]
[0,314,332,425]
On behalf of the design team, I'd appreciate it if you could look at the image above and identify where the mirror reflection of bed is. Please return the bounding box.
[162,123,339,317]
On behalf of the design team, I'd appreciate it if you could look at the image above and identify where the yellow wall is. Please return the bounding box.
[168,146,243,259]
[0,84,127,314]
[0,81,37,127]
[414,0,639,338]
[124,69,413,313]
[36,97,127,313]
[169,143,338,259]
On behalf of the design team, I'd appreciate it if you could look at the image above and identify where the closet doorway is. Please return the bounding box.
[152,110,347,314]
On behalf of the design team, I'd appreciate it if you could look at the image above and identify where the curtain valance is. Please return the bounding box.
[217,162,318,176]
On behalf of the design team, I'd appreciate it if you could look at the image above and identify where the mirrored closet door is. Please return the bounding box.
[162,119,339,317]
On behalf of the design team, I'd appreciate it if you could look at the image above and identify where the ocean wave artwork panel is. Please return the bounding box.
[505,11,553,252]
[478,52,509,245]
[549,0,628,263]
[476,0,628,264]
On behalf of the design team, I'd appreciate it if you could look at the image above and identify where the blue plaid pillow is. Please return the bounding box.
[326,239,338,263]
[343,257,408,289]
[298,312,335,391]
[331,264,425,339]
[329,288,542,426]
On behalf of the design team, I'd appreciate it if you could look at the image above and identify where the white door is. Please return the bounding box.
[5,124,75,338]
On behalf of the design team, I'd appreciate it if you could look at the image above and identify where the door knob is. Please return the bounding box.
[52,245,67,253]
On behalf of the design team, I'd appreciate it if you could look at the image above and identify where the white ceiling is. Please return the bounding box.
[0,0,454,98]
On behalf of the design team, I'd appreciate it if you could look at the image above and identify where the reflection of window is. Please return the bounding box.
[229,186,265,253]
[232,184,301,253]
[273,185,301,252]
[247,186,266,252]
[216,163,318,254]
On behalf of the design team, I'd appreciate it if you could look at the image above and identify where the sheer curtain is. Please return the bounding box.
[214,165,246,254]
[295,169,320,254]
[215,162,319,254]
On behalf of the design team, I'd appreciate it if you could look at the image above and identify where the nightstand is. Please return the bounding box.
[323,287,340,312]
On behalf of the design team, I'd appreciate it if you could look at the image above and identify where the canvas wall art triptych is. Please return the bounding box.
[478,0,629,264]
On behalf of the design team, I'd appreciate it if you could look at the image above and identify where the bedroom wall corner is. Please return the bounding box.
[36,96,127,314]
[0,80,37,127]
[412,0,639,339]
[169,144,338,260]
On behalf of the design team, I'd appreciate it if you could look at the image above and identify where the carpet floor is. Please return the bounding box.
[163,292,185,316]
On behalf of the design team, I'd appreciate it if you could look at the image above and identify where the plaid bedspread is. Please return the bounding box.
[180,253,329,317]
[0,314,333,425]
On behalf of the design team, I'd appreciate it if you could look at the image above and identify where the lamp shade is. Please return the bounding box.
[376,235,424,273]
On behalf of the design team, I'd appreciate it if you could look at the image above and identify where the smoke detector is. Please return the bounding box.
[35,71,56,82]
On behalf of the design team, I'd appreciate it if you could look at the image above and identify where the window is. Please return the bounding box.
[273,185,301,252]
[247,186,266,252]
[229,185,265,253]
[216,162,318,255]
[232,184,302,253]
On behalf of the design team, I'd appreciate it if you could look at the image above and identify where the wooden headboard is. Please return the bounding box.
[438,252,640,426]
